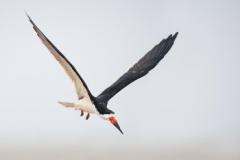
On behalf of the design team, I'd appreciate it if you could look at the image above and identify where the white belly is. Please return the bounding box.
[74,98,97,114]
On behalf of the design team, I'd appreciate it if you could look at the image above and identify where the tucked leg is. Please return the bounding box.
[86,113,90,120]
[80,110,84,116]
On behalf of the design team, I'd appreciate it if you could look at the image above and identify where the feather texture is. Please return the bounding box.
[27,14,94,102]
[98,33,178,102]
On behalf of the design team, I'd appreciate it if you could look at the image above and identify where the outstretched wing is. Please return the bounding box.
[98,32,178,102]
[27,14,94,101]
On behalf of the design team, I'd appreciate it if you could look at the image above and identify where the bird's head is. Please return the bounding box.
[99,114,123,134]
[94,99,123,134]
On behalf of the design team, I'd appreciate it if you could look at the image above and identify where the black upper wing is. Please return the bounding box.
[27,14,95,101]
[97,32,178,102]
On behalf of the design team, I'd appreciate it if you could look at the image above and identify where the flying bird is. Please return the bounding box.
[27,14,178,134]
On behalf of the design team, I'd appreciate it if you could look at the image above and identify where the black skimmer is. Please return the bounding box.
[27,14,178,134]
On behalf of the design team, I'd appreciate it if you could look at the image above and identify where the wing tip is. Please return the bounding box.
[25,11,31,21]
[167,32,178,41]
[172,32,179,40]
[25,12,39,31]
[157,32,178,57]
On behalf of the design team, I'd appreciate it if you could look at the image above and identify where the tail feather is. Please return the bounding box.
[58,101,75,108]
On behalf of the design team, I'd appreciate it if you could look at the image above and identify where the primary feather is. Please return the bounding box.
[27,14,94,102]
[97,33,178,102]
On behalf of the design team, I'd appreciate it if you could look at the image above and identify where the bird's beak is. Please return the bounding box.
[109,116,123,134]
[113,121,123,134]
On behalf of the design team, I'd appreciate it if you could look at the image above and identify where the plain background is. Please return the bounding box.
[0,0,240,159]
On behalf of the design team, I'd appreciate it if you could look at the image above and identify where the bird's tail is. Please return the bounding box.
[58,101,75,108]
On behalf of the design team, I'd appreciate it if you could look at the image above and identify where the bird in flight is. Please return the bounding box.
[27,14,178,134]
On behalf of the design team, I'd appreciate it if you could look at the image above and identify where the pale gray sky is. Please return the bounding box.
[0,0,240,159]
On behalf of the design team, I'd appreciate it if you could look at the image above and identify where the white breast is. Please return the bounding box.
[74,98,97,114]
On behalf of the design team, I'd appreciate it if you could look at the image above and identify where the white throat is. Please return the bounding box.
[97,113,115,120]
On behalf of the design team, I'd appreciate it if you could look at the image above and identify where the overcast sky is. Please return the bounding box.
[0,0,240,159]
